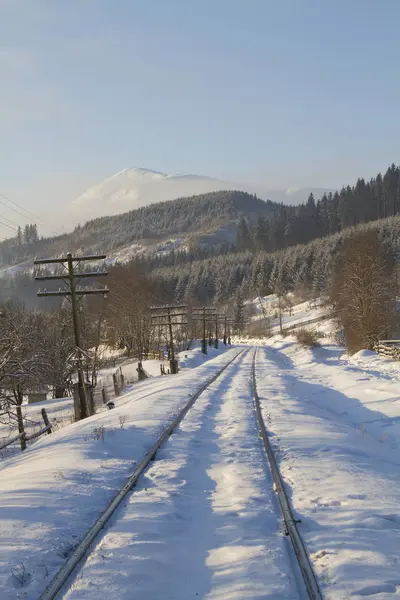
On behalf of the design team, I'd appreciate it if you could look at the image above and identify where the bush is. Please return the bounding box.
[295,328,320,347]
[245,318,271,338]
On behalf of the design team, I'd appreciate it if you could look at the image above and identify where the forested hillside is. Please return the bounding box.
[1,162,400,311]
[237,162,400,252]
[0,191,272,267]
[1,162,400,271]
[146,215,400,306]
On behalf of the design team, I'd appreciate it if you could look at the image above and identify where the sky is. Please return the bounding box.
[1,0,400,232]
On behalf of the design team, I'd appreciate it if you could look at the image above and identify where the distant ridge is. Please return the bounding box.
[67,166,332,225]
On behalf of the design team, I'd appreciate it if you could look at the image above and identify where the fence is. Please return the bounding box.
[0,408,52,452]
[92,366,126,410]
[77,345,191,416]
[373,340,400,360]
[275,313,333,334]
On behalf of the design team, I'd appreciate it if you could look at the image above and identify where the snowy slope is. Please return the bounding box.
[245,294,334,338]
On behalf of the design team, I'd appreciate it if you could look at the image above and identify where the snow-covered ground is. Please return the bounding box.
[62,349,299,600]
[0,348,240,600]
[256,337,400,599]
[1,303,400,600]
[247,294,332,334]
[0,345,231,460]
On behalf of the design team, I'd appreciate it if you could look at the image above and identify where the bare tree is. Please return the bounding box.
[37,309,76,398]
[0,302,43,450]
[80,296,112,386]
[331,230,397,353]
[106,263,157,359]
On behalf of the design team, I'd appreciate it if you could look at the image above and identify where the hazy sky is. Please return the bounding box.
[1,0,400,231]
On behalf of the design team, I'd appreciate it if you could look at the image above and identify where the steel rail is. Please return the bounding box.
[252,349,323,600]
[39,348,245,600]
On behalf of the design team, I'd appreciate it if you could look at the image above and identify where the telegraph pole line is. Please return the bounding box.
[167,307,176,367]
[218,314,234,346]
[151,304,187,374]
[34,253,109,420]
[192,307,215,354]
[222,314,228,345]
[224,314,228,345]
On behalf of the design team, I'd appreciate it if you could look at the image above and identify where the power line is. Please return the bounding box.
[0,212,20,228]
[0,190,63,237]
[0,219,16,233]
[108,276,164,305]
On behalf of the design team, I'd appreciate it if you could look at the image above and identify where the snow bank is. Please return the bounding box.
[257,339,400,599]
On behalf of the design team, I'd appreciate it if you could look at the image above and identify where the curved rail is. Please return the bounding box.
[39,349,245,600]
[252,349,323,600]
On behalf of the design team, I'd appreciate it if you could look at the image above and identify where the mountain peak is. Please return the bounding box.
[67,166,332,227]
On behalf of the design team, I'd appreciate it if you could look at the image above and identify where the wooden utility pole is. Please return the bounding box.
[150,305,187,374]
[221,314,228,345]
[214,313,219,349]
[218,314,234,346]
[192,307,216,354]
[34,253,108,420]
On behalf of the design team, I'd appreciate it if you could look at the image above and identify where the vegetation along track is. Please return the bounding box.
[252,348,323,600]
[39,349,244,600]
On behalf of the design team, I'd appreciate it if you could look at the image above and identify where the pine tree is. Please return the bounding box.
[233,289,245,332]
[236,217,253,251]
[254,215,269,250]
[16,226,22,247]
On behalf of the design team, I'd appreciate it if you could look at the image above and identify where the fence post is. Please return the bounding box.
[113,373,120,397]
[41,408,52,434]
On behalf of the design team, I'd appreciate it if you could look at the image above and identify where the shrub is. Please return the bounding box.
[295,328,320,347]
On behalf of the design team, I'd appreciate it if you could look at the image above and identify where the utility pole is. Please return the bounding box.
[218,314,234,346]
[192,307,216,354]
[221,314,228,345]
[150,305,187,374]
[34,253,108,420]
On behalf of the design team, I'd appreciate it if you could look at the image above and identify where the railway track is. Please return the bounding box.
[252,348,323,600]
[39,349,244,600]
[39,347,322,599]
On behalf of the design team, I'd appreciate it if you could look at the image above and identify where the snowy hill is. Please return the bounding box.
[68,167,332,224]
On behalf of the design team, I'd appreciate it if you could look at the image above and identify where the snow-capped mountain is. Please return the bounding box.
[68,167,332,224]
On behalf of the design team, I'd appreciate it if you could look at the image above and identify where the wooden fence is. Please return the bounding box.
[373,340,400,360]
[0,408,52,452]
[91,367,127,410]
[271,312,333,334]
